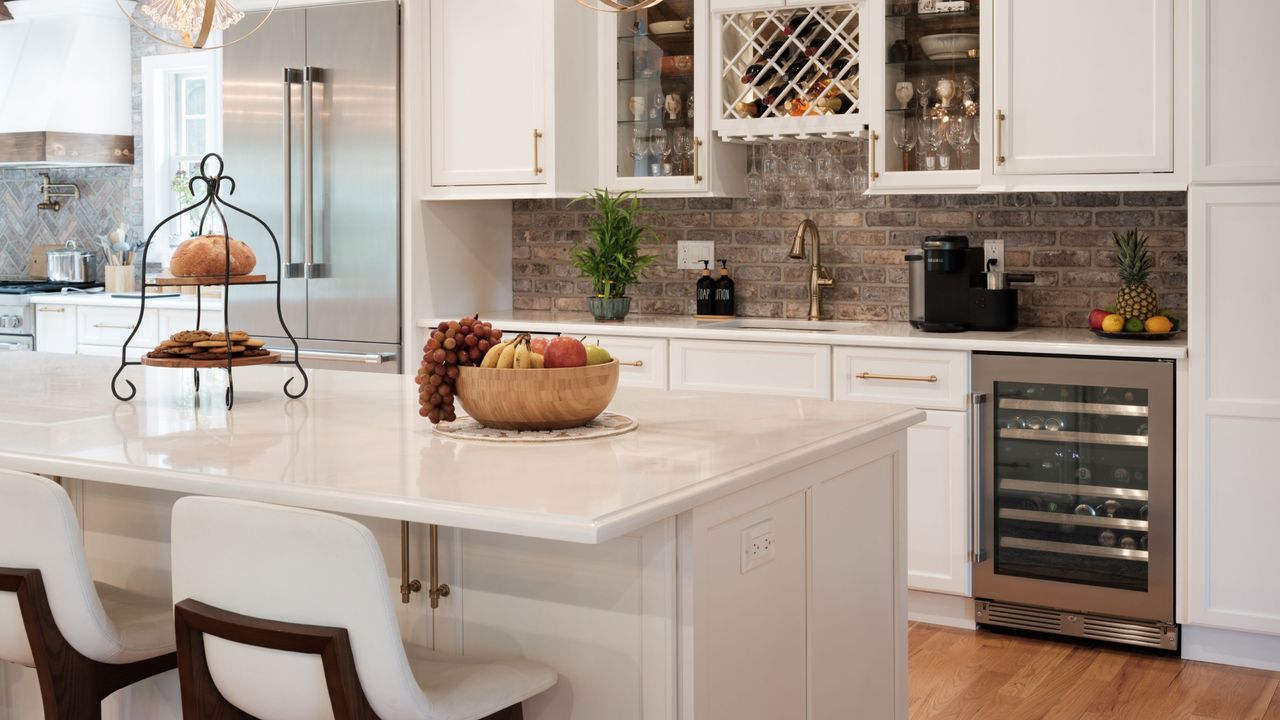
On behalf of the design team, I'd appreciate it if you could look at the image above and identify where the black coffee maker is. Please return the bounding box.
[906,235,1034,332]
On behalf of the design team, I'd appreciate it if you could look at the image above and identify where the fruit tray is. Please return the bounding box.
[1089,330,1182,341]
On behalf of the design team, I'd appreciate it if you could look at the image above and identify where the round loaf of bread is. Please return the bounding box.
[169,235,256,277]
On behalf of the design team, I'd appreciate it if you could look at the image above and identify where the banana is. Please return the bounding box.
[496,342,518,369]
[530,352,545,369]
[480,341,509,368]
[513,338,532,369]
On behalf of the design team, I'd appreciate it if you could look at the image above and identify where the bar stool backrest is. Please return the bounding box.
[0,470,122,666]
[171,496,430,720]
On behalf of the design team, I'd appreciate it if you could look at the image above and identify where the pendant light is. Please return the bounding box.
[575,0,665,12]
[116,0,277,50]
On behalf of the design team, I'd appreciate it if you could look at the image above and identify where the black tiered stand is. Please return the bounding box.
[111,153,308,409]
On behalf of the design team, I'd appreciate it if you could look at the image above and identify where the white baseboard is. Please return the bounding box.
[1182,625,1280,672]
[908,589,976,630]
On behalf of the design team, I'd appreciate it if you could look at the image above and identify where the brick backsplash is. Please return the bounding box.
[511,185,1187,329]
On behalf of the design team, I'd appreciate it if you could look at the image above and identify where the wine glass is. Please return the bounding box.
[892,118,918,172]
[814,141,839,192]
[761,142,784,202]
[915,76,932,115]
[629,130,650,177]
[745,144,764,206]
[946,114,973,170]
[649,128,672,176]
[919,115,946,171]
[784,143,815,206]
[673,126,693,175]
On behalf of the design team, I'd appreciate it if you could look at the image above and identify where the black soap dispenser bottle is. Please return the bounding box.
[714,259,735,317]
[696,260,716,316]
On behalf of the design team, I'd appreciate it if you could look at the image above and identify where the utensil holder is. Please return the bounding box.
[105,265,135,293]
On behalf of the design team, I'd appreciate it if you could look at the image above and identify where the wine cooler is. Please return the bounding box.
[972,353,1178,651]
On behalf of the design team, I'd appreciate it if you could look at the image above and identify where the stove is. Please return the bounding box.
[0,280,104,351]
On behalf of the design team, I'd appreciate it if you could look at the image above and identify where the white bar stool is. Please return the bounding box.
[170,496,558,720]
[0,470,177,719]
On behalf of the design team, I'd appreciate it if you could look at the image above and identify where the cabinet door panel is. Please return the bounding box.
[1192,0,1280,183]
[34,305,76,353]
[669,339,830,398]
[995,0,1173,175]
[431,0,547,186]
[906,411,970,595]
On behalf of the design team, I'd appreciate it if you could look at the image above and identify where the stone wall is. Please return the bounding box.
[511,187,1187,328]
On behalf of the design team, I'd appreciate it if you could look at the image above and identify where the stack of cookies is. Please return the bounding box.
[146,330,272,361]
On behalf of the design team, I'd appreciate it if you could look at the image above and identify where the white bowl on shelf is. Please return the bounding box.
[649,20,689,35]
[919,33,979,60]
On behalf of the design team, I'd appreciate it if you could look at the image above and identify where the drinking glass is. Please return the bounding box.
[744,144,764,206]
[673,126,693,176]
[892,118,918,172]
[649,128,672,176]
[784,144,815,207]
[629,130,650,177]
[919,115,946,171]
[761,143,784,202]
[946,114,973,169]
[814,141,839,192]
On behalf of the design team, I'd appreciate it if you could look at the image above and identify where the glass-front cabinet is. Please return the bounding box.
[863,0,985,192]
[600,1,747,194]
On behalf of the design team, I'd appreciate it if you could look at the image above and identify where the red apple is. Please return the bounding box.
[544,336,587,368]
[1087,308,1109,330]
[530,337,549,355]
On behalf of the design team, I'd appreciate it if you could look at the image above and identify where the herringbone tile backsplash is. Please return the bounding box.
[0,168,130,279]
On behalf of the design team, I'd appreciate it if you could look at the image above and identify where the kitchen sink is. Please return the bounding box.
[703,319,869,333]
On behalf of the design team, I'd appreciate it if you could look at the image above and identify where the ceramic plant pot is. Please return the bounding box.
[588,296,631,322]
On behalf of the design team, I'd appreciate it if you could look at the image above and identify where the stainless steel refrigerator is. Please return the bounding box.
[971,353,1178,650]
[222,1,400,373]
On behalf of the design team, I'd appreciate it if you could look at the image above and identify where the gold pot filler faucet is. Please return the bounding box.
[789,219,833,321]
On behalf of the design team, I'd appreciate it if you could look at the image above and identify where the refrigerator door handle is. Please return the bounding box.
[971,391,989,564]
[282,68,305,278]
[303,65,320,280]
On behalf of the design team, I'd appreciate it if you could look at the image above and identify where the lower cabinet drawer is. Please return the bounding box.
[77,307,158,347]
[78,344,146,361]
[833,346,969,410]
[584,334,667,390]
[670,339,831,398]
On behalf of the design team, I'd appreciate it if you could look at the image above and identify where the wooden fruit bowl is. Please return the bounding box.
[455,360,620,431]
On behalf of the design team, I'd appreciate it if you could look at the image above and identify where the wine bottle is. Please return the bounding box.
[1097,499,1121,518]
[741,40,792,84]
[1098,529,1118,547]
[781,57,811,84]
[762,85,788,106]
[1118,535,1138,550]
[734,99,767,118]
[784,95,811,117]
[1112,467,1131,485]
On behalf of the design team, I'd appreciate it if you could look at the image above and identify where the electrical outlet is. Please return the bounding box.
[741,520,776,574]
[983,238,1005,273]
[677,240,715,270]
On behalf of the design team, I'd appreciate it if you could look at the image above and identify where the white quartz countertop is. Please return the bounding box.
[422,311,1188,360]
[31,292,219,310]
[0,353,922,543]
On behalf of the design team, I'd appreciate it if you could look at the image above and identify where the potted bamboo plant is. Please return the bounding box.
[570,188,657,322]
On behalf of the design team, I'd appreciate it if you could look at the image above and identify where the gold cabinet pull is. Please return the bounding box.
[37,307,66,313]
[533,129,544,175]
[869,130,880,180]
[693,136,704,183]
[855,371,938,383]
[996,110,1006,165]
[93,323,136,330]
[619,360,644,367]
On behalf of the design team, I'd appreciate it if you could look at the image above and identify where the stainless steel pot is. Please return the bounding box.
[46,241,91,282]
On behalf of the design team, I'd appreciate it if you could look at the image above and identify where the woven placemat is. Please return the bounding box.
[432,411,638,443]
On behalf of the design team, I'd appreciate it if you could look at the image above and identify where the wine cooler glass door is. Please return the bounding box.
[972,353,1174,623]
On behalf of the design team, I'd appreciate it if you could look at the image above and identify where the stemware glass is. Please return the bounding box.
[649,127,671,176]
[892,118,918,172]
[919,115,946,171]
[673,126,693,176]
[850,142,869,195]
[629,130,650,177]
[761,143,784,203]
[814,141,839,192]
[784,144,815,207]
[744,144,764,206]
[946,115,973,170]
[915,76,932,115]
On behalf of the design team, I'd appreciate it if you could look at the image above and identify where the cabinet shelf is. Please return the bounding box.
[1000,535,1149,563]
[1000,428,1149,447]
[1000,478,1149,502]
[887,7,980,21]
[999,398,1149,417]
[885,57,979,73]
[999,507,1149,532]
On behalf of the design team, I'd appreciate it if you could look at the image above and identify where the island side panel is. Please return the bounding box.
[688,432,910,720]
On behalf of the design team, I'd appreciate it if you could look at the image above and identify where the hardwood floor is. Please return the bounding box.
[909,622,1280,720]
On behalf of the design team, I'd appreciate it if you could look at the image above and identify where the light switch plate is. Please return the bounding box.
[983,238,1005,273]
[677,240,715,270]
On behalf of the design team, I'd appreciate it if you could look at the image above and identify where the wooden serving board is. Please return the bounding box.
[152,273,267,286]
[141,351,280,369]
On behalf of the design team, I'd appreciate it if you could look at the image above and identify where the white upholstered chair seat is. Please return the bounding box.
[405,646,557,720]
[93,581,176,661]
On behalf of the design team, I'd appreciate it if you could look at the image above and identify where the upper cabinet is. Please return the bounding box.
[992,0,1174,176]
[599,1,745,195]
[426,0,597,198]
[1191,0,1280,184]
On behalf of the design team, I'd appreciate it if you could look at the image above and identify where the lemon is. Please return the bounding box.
[1145,316,1173,333]
[1101,314,1125,333]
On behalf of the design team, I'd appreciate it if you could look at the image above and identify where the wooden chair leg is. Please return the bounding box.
[0,567,177,720]
[482,705,524,720]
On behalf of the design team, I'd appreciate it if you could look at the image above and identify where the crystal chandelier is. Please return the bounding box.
[118,0,277,50]
[575,0,666,11]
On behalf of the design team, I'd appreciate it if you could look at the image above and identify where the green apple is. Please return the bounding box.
[584,343,613,365]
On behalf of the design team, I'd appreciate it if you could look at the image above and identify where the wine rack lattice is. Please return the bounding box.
[716,4,862,140]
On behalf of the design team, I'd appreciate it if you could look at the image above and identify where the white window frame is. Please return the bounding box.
[141,51,223,266]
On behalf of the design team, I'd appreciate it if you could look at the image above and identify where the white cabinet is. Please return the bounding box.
[1189,185,1280,636]
[1191,0,1280,183]
[668,339,831,398]
[993,0,1174,175]
[427,0,597,197]
[832,346,969,410]
[77,306,158,349]
[905,410,970,595]
[33,304,76,353]
[584,334,669,390]
[157,308,200,339]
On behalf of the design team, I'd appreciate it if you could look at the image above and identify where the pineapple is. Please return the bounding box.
[1114,228,1158,320]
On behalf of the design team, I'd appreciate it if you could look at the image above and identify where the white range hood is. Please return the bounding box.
[0,0,135,166]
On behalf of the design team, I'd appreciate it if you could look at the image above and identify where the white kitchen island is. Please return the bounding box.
[0,353,922,720]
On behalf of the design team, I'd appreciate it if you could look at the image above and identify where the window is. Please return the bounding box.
[142,51,222,267]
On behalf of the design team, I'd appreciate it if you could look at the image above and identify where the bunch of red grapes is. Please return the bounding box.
[417,315,502,424]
